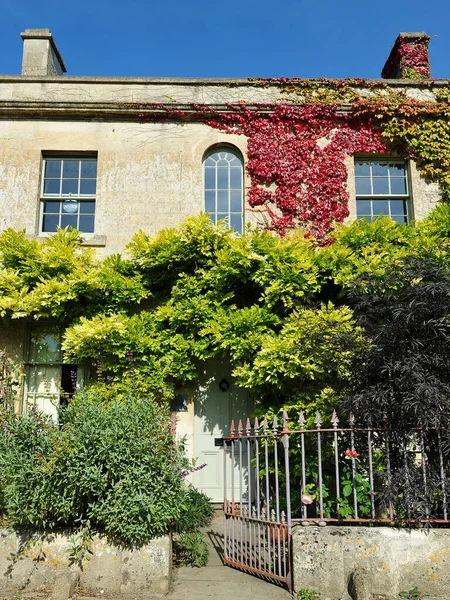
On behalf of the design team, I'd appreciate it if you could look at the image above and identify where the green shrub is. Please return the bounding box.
[0,393,190,545]
[174,486,214,533]
[174,531,209,568]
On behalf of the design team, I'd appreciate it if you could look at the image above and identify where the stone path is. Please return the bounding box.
[168,514,291,600]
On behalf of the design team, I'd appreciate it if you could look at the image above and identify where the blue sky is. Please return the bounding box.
[0,0,449,79]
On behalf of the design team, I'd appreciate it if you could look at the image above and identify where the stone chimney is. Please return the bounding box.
[381,32,431,79]
[20,28,67,76]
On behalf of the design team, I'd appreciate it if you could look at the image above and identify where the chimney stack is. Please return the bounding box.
[381,32,431,79]
[20,28,67,76]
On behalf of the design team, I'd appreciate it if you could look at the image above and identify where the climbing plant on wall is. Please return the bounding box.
[133,76,450,240]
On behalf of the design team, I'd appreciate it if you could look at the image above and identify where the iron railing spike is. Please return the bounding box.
[315,411,322,428]
[298,411,306,428]
[282,409,289,432]
[331,409,339,428]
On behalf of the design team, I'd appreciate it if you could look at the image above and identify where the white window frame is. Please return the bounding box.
[23,324,83,420]
[40,156,97,234]
[203,147,244,233]
[355,159,411,224]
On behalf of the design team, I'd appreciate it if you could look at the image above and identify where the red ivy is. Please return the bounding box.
[204,103,387,238]
[138,101,389,240]
[398,38,431,78]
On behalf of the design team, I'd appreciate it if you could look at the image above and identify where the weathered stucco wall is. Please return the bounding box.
[0,118,253,256]
[0,116,441,257]
[0,77,445,257]
[0,528,171,596]
[293,525,450,599]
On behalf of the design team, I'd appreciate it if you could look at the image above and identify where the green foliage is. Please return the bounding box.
[0,394,190,545]
[233,303,368,408]
[0,228,148,320]
[3,209,450,416]
[172,487,214,567]
[174,530,209,568]
[399,587,422,600]
[297,588,319,600]
[66,523,94,568]
[174,486,214,534]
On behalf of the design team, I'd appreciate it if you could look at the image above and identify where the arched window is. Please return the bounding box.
[203,147,243,233]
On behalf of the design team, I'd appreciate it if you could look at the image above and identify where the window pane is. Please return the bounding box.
[389,163,406,177]
[44,201,60,214]
[355,178,371,195]
[80,179,96,195]
[27,366,61,393]
[372,163,388,176]
[45,160,61,178]
[204,167,215,189]
[230,213,243,233]
[354,162,370,176]
[42,214,59,232]
[79,215,95,233]
[356,200,371,216]
[372,178,389,195]
[217,191,229,212]
[79,201,96,215]
[81,161,97,178]
[230,167,242,189]
[390,199,406,214]
[217,168,229,189]
[30,331,60,362]
[372,200,390,215]
[63,161,79,178]
[230,190,242,212]
[60,214,78,229]
[43,179,60,195]
[204,148,243,234]
[205,191,215,213]
[390,178,407,195]
[62,180,79,195]
[392,215,407,224]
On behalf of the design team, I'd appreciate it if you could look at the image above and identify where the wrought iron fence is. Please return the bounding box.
[222,409,449,590]
[224,410,450,526]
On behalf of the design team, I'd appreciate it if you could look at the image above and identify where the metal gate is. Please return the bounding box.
[222,414,292,591]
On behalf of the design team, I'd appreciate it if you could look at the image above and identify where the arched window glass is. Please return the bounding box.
[204,148,243,233]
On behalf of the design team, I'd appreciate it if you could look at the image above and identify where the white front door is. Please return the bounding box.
[193,360,250,503]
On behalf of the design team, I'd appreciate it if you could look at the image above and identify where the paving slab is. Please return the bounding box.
[168,515,291,600]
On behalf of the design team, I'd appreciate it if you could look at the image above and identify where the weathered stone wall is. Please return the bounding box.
[0,118,250,256]
[0,77,445,257]
[293,525,450,599]
[0,528,171,596]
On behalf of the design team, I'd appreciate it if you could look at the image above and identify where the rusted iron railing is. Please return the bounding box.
[222,409,449,589]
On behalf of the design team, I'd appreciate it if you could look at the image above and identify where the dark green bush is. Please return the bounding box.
[174,486,214,533]
[0,393,192,545]
[174,530,209,568]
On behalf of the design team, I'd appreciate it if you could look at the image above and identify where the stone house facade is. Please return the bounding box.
[0,29,446,500]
